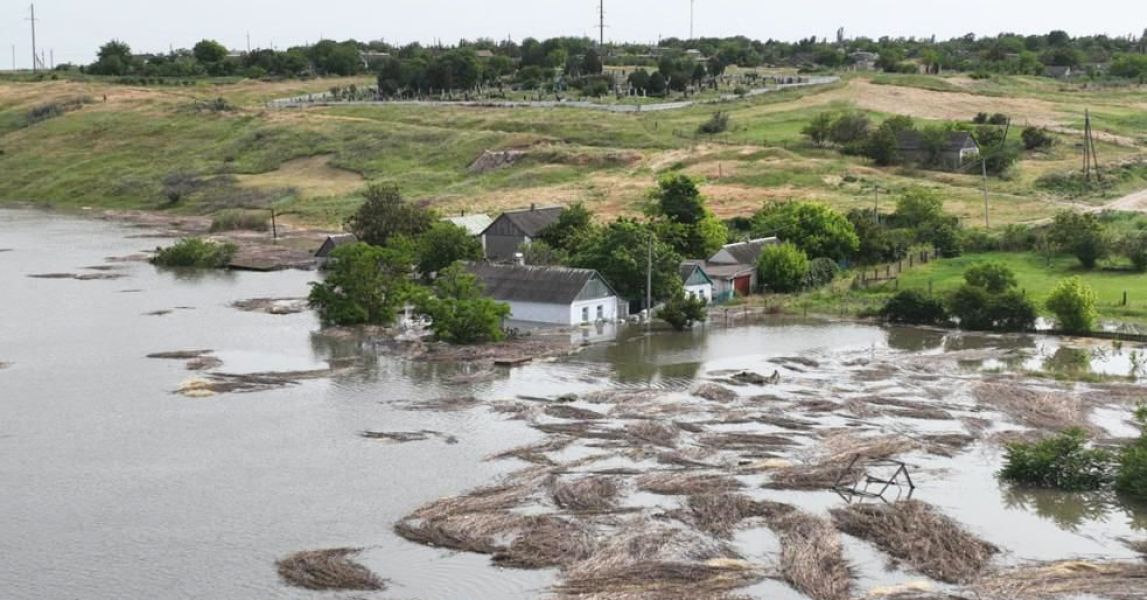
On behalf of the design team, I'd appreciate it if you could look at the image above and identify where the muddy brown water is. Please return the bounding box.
[1,208,1145,599]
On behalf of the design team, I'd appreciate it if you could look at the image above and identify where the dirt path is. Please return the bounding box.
[1102,187,1147,213]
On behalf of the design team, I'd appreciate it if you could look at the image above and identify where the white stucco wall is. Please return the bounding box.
[503,297,618,326]
[684,283,713,304]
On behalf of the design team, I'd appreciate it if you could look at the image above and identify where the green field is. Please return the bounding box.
[797,251,1147,326]
[1,73,1145,229]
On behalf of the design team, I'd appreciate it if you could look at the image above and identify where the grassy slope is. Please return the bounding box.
[1,74,1145,228]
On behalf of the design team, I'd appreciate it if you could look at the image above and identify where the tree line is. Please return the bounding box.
[66,29,1147,85]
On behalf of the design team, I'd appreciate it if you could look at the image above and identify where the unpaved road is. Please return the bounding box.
[1102,187,1147,213]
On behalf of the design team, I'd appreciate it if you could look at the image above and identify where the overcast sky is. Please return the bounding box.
[2,0,1145,69]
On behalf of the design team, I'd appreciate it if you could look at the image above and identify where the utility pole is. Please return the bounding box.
[598,0,605,47]
[646,233,653,325]
[246,32,251,53]
[11,45,15,72]
[27,4,38,73]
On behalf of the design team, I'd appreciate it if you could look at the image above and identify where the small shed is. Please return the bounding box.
[467,263,621,326]
[480,205,564,260]
[679,262,715,304]
[444,213,493,236]
[896,131,980,170]
[704,237,778,301]
[314,234,358,261]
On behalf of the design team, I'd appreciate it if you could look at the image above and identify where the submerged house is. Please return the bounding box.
[895,131,980,170]
[703,237,779,301]
[679,262,715,304]
[314,234,358,263]
[479,205,564,260]
[467,263,621,326]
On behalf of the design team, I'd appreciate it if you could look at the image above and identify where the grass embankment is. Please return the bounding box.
[0,74,1145,228]
[796,251,1147,325]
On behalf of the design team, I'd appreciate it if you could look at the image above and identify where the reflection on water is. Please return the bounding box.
[1002,485,1147,533]
[1043,347,1094,379]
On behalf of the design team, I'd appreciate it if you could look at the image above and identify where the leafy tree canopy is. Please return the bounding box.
[750,201,859,261]
[345,183,436,247]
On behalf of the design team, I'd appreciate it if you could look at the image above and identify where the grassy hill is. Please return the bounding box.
[1,73,1145,228]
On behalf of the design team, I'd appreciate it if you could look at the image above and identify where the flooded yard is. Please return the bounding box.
[1,208,1145,599]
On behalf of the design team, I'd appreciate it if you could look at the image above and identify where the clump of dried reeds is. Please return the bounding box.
[973,382,1089,432]
[394,512,528,554]
[626,421,680,448]
[701,432,798,452]
[683,493,794,538]
[545,404,606,420]
[771,511,852,600]
[582,389,662,405]
[972,561,1147,600]
[487,437,574,465]
[275,548,385,591]
[694,383,738,403]
[765,433,918,491]
[555,521,761,597]
[551,476,621,512]
[406,395,480,412]
[493,515,596,569]
[830,500,998,584]
[410,482,533,520]
[637,473,744,495]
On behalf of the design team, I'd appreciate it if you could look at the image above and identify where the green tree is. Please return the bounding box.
[1046,277,1099,333]
[864,122,903,166]
[307,242,414,326]
[1116,407,1147,499]
[581,49,603,75]
[91,40,134,75]
[750,202,859,261]
[415,222,482,279]
[192,39,229,65]
[646,174,728,259]
[802,112,834,146]
[757,242,809,293]
[345,183,436,247]
[415,264,510,344]
[538,202,596,253]
[1050,211,1109,269]
[571,219,683,303]
[829,112,871,146]
[656,291,708,331]
[880,290,949,325]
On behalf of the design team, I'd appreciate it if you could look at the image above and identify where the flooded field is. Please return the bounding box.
[2,208,1146,599]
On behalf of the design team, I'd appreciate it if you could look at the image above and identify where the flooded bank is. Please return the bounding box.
[1,208,1145,599]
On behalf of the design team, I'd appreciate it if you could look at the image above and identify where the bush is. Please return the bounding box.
[656,292,708,331]
[959,228,999,253]
[829,112,871,146]
[1121,230,1147,272]
[880,290,949,326]
[1000,224,1036,252]
[929,222,963,258]
[1021,126,1055,150]
[1116,407,1147,499]
[963,261,1017,293]
[1050,211,1109,269]
[1046,277,1099,333]
[1000,428,1116,491]
[750,201,859,261]
[805,257,839,288]
[209,209,269,232]
[802,112,834,146]
[307,243,414,326]
[757,242,809,293]
[150,237,237,268]
[697,111,730,135]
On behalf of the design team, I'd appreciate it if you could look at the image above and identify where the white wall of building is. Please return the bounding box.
[503,297,618,326]
[685,283,713,304]
[569,297,618,325]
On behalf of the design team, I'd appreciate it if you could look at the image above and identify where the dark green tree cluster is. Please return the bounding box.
[645,174,729,259]
[947,262,1037,331]
[750,201,859,261]
[414,264,510,344]
[656,292,708,331]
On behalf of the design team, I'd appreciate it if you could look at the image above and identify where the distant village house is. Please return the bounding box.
[691,237,779,302]
[679,262,715,304]
[443,213,493,236]
[314,233,358,264]
[895,131,979,170]
[479,205,564,260]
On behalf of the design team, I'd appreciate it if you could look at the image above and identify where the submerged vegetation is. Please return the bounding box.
[150,237,236,268]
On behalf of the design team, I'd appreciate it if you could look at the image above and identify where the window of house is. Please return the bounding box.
[596,305,603,320]
[581,306,589,323]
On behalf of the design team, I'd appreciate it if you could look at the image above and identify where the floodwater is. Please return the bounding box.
[1,208,1145,599]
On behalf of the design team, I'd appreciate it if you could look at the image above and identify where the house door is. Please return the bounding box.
[733,275,752,296]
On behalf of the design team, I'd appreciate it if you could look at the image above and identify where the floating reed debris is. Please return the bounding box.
[582,389,662,405]
[545,404,606,420]
[701,431,798,452]
[409,482,532,520]
[394,513,525,554]
[973,383,1088,432]
[406,395,480,412]
[555,521,761,597]
[771,511,852,600]
[626,421,680,448]
[694,383,738,403]
[493,515,596,569]
[360,430,456,444]
[830,500,998,584]
[683,493,795,538]
[488,437,574,465]
[275,548,385,591]
[551,476,621,512]
[972,561,1147,600]
[637,473,744,495]
[147,349,214,360]
[765,433,918,490]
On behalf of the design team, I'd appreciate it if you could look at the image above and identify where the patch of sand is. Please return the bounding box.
[235,155,364,199]
[831,79,1065,127]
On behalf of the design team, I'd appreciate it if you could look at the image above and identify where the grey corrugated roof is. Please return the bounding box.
[444,214,493,236]
[487,206,564,237]
[314,234,358,257]
[467,263,613,305]
[896,131,978,152]
[710,238,778,265]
